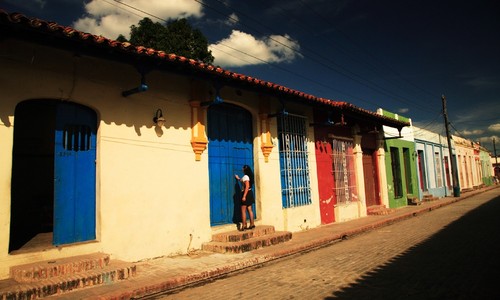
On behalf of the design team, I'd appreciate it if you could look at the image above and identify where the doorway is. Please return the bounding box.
[363,151,380,207]
[9,100,97,252]
[207,103,255,226]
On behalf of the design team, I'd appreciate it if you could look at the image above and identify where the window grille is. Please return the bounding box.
[390,147,403,198]
[444,156,452,189]
[331,139,357,204]
[277,114,312,208]
[403,147,413,193]
[63,124,92,151]
[435,152,443,187]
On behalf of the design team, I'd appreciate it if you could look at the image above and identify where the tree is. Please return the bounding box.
[121,18,214,64]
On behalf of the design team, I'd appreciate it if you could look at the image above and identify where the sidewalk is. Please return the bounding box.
[39,185,500,299]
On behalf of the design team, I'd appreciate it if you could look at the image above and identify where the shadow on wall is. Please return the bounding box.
[0,115,11,127]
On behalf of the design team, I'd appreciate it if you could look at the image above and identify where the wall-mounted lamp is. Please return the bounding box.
[153,109,166,127]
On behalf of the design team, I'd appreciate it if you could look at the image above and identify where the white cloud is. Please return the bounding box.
[462,129,485,136]
[477,135,499,144]
[488,124,500,132]
[398,108,409,114]
[225,13,239,26]
[73,14,137,40]
[209,30,302,67]
[73,0,203,39]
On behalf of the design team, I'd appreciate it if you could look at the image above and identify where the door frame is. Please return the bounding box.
[9,100,97,252]
[207,103,255,226]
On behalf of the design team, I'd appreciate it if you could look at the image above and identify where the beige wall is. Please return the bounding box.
[453,136,481,190]
[0,39,323,279]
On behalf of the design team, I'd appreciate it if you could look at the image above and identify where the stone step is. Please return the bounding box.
[0,260,136,299]
[10,253,110,283]
[407,197,421,205]
[202,226,292,254]
[211,225,276,243]
[367,205,395,216]
[422,194,438,202]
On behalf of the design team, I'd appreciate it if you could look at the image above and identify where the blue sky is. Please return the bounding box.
[2,0,500,153]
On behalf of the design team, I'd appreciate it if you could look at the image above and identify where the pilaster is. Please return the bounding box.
[189,80,208,161]
[352,129,367,217]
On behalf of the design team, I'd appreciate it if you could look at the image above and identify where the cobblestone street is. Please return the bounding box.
[150,189,500,300]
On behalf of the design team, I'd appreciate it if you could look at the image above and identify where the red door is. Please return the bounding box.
[315,140,336,224]
[363,152,379,207]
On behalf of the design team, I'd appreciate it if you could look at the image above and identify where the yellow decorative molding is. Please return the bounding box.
[190,97,208,161]
[260,113,274,163]
[191,134,208,162]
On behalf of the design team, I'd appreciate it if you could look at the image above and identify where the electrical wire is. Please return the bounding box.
[294,0,439,100]
[99,0,462,125]
[100,0,147,19]
[109,0,165,21]
[200,0,435,113]
[101,0,378,106]
[210,44,368,103]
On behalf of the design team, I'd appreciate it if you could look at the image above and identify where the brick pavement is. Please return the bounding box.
[17,185,500,299]
[158,186,500,299]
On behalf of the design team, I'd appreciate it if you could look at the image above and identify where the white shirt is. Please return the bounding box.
[241,175,251,190]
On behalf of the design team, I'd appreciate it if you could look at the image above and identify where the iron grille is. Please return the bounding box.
[63,124,92,151]
[277,114,312,208]
[331,139,357,204]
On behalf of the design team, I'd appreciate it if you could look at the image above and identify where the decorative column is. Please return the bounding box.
[352,126,366,217]
[376,133,390,207]
[189,80,208,161]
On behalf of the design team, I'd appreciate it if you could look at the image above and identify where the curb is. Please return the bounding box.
[131,186,499,299]
[56,185,500,299]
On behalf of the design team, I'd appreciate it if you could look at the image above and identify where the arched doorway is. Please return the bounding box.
[207,103,255,226]
[9,100,97,252]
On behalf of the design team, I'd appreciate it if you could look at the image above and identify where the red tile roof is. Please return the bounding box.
[0,9,409,128]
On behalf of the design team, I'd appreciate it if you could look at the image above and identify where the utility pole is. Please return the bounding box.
[442,95,460,196]
[494,138,499,180]
[494,138,498,165]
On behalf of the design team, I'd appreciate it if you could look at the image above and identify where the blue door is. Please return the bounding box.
[53,102,97,245]
[208,103,254,226]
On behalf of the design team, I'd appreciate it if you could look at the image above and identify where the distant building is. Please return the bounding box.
[452,135,483,191]
[377,110,418,208]
[413,126,453,198]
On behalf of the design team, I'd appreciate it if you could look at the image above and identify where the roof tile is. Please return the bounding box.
[0,9,409,127]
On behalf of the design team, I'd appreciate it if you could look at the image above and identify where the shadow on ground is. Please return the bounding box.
[327,194,500,300]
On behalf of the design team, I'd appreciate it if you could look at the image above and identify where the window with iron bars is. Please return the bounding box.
[277,114,312,208]
[331,139,357,204]
[390,147,403,198]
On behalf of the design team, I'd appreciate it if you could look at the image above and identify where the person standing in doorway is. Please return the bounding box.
[235,165,255,231]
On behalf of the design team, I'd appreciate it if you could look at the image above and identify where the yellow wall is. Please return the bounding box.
[0,39,323,279]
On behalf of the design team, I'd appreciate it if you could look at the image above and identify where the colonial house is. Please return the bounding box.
[491,155,500,180]
[312,105,404,223]
[413,126,453,199]
[0,10,409,280]
[377,110,418,208]
[478,145,494,186]
[452,135,482,191]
